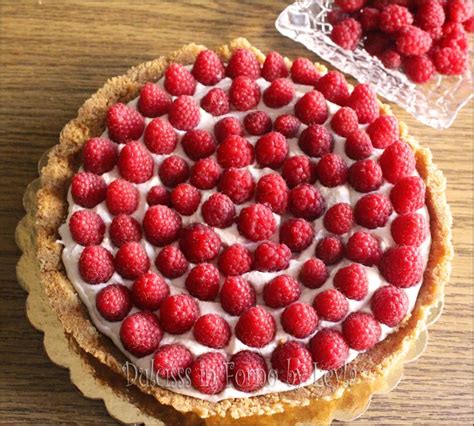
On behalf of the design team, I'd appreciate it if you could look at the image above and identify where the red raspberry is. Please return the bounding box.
[274,114,301,138]
[114,242,149,280]
[263,78,295,108]
[448,0,472,22]
[271,341,313,385]
[71,172,107,208]
[147,185,171,206]
[164,63,196,96]
[298,124,333,158]
[192,49,225,85]
[281,302,319,338]
[82,137,118,175]
[317,153,349,187]
[438,23,468,51]
[255,174,289,214]
[155,245,188,278]
[214,116,244,143]
[170,183,201,215]
[378,49,402,69]
[106,179,139,215]
[290,57,321,85]
[363,31,391,56]
[279,218,314,252]
[137,83,171,118]
[299,258,328,288]
[236,306,276,348]
[355,193,393,229]
[309,329,349,370]
[106,103,145,144]
[433,47,468,75]
[359,7,381,31]
[153,344,193,380]
[342,312,381,350]
[263,275,301,308]
[201,193,236,228]
[255,131,288,169]
[396,25,432,56]
[158,155,190,187]
[131,271,170,310]
[216,135,254,168]
[334,263,369,300]
[366,115,399,149]
[179,224,221,263]
[229,351,268,392]
[218,168,255,204]
[390,176,426,214]
[109,214,141,247]
[347,84,380,124]
[143,205,182,246]
[96,284,132,322]
[262,51,289,81]
[120,311,162,357]
[391,212,428,246]
[160,294,200,334]
[193,314,231,349]
[294,90,329,125]
[328,8,351,25]
[185,263,220,301]
[464,16,474,32]
[282,155,316,188]
[315,70,351,106]
[346,231,382,266]
[379,4,414,32]
[379,141,416,184]
[345,129,373,160]
[190,158,221,190]
[349,159,383,193]
[69,210,105,246]
[243,111,272,136]
[144,118,178,154]
[253,242,291,272]
[226,48,261,79]
[379,245,423,287]
[371,285,409,326]
[238,204,276,242]
[331,18,362,50]
[313,289,349,322]
[330,107,359,137]
[220,276,256,316]
[181,129,216,161]
[316,236,345,265]
[117,141,153,184]
[229,76,261,111]
[200,88,230,116]
[416,0,446,36]
[190,352,227,395]
[404,55,436,83]
[168,96,200,131]
[323,203,353,235]
[79,246,114,284]
[218,244,253,277]
[335,0,366,12]
[289,184,325,220]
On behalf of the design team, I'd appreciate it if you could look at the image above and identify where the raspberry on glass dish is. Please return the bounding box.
[36,39,452,422]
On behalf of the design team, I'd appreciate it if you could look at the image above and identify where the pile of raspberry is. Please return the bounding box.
[66,46,429,396]
[328,0,473,83]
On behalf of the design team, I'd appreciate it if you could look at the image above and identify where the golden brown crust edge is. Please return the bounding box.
[35,38,453,419]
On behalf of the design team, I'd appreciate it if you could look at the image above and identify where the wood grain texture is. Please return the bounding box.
[0,0,472,424]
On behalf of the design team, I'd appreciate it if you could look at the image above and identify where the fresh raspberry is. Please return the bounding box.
[309,329,349,370]
[192,49,225,85]
[323,203,353,235]
[438,23,468,51]
[330,107,359,137]
[262,51,289,81]
[299,258,328,288]
[290,57,321,85]
[109,214,141,247]
[396,25,432,56]
[298,124,334,158]
[131,271,170,310]
[416,0,446,36]
[69,210,105,246]
[143,205,182,246]
[335,0,366,12]
[153,344,193,380]
[243,111,272,136]
[117,141,154,184]
[106,179,139,215]
[114,242,149,280]
[379,4,414,32]
[255,174,288,214]
[236,306,276,348]
[255,131,289,169]
[328,8,351,25]
[334,263,369,301]
[218,167,255,204]
[379,245,423,287]
[345,129,373,160]
[289,183,326,220]
[263,275,301,308]
[164,63,196,96]
[82,137,118,175]
[294,90,329,125]
[364,31,392,56]
[371,285,409,326]
[137,83,171,118]
[315,70,351,106]
[349,159,383,193]
[237,204,276,242]
[179,224,221,263]
[354,193,393,229]
[342,312,381,350]
[218,244,253,277]
[214,116,244,143]
[433,47,468,75]
[331,18,363,50]
[190,158,221,190]
[106,103,145,144]
[281,302,319,338]
[378,49,402,69]
[226,48,261,79]
[220,276,256,315]
[96,284,132,322]
[366,115,399,149]
[391,212,428,246]
[181,129,216,161]
[447,0,472,22]
[193,314,231,349]
[229,76,261,111]
[379,141,416,184]
[158,155,190,187]
[313,289,349,322]
[346,231,382,266]
[229,351,268,392]
[317,153,349,187]
[347,84,380,124]
[464,16,474,32]
[404,54,436,83]
[201,193,236,228]
[190,352,227,395]
[160,294,200,334]
[282,155,316,188]
[315,236,345,265]
[146,185,171,206]
[274,114,301,138]
[155,245,188,279]
[185,263,220,301]
[359,7,381,31]
[168,95,200,131]
[120,311,162,357]
[170,183,201,215]
[144,118,178,154]
[216,135,254,168]
[71,172,107,208]
[200,88,230,116]
[253,242,291,272]
[279,218,314,252]
[79,246,114,284]
[271,341,313,385]
[263,78,295,108]
[390,176,426,214]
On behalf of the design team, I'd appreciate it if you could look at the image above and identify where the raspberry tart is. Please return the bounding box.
[36,38,452,421]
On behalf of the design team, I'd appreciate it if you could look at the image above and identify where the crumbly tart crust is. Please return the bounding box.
[36,38,453,420]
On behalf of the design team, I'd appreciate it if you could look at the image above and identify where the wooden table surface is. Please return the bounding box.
[1,1,473,424]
